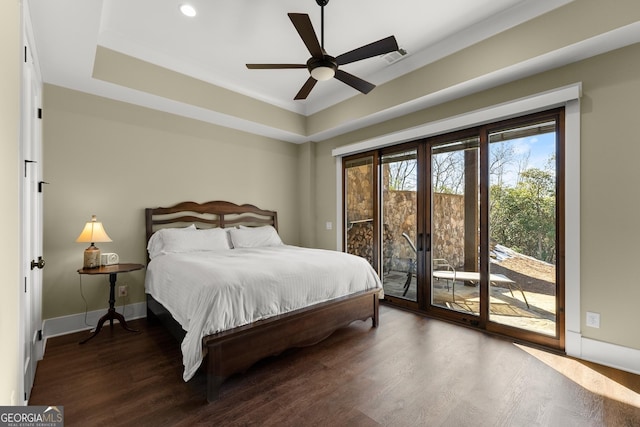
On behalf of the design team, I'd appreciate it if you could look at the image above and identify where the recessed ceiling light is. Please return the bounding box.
[179,4,197,17]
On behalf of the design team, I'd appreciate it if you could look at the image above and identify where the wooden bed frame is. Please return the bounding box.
[145,200,380,402]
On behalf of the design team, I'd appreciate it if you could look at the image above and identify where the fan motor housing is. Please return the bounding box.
[307,56,337,74]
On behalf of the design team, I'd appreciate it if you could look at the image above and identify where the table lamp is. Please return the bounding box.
[76,215,112,268]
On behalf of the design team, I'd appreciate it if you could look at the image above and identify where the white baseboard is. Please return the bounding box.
[566,330,640,375]
[41,302,147,351]
[580,337,640,375]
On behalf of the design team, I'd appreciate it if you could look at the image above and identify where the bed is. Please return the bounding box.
[144,200,382,402]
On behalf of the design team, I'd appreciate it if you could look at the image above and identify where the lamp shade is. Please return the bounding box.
[76,215,112,243]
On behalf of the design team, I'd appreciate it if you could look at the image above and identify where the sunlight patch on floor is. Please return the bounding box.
[515,344,640,408]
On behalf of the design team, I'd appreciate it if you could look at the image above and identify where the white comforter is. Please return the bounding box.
[144,245,382,381]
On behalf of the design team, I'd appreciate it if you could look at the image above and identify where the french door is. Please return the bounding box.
[344,109,564,349]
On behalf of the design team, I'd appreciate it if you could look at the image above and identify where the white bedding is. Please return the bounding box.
[144,245,382,381]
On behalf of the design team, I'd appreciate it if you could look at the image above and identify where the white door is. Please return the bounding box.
[21,8,44,403]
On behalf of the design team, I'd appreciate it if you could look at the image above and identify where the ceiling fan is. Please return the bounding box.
[246,0,399,100]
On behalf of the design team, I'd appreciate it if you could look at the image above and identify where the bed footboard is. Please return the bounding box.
[203,289,379,402]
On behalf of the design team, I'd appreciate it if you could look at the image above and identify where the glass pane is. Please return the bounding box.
[381,150,418,301]
[345,157,375,269]
[488,121,557,336]
[431,137,480,314]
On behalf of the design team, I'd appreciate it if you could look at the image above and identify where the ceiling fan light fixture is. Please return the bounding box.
[311,66,335,81]
[308,56,337,81]
[179,4,197,17]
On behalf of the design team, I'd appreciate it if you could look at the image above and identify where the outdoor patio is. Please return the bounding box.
[383,270,557,336]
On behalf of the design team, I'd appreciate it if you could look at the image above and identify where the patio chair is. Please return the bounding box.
[401,232,457,296]
[432,258,456,292]
[400,233,528,307]
[402,233,456,296]
[401,233,416,296]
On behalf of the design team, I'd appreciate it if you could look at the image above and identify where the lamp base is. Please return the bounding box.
[83,244,101,269]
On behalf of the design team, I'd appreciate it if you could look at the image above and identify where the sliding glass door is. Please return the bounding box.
[342,109,564,350]
[486,117,562,341]
[425,113,563,345]
[380,147,418,303]
[429,135,480,318]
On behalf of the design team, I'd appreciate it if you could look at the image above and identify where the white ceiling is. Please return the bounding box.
[27,0,593,142]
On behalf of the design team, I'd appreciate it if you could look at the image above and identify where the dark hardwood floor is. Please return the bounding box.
[29,305,640,426]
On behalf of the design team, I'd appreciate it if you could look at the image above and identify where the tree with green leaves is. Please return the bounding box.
[490,167,556,262]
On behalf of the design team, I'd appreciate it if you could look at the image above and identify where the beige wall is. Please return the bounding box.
[1,0,21,406]
[296,141,317,248]
[41,85,301,320]
[312,43,640,351]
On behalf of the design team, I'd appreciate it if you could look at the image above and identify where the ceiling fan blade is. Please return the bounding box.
[335,36,399,66]
[294,77,318,100]
[288,13,324,58]
[334,70,375,94]
[246,64,307,69]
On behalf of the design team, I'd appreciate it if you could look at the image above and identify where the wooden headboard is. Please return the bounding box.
[145,200,278,244]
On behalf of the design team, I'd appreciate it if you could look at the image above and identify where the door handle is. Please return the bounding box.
[425,233,431,252]
[417,233,431,252]
[30,256,45,270]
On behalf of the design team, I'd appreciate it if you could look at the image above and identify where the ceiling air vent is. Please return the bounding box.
[381,48,408,64]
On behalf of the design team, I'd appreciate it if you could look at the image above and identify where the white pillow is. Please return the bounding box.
[147,225,232,258]
[162,227,231,253]
[147,224,195,259]
[229,226,283,248]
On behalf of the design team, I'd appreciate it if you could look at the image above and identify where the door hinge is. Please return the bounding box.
[38,181,49,193]
[37,108,42,119]
[24,277,27,293]
[24,160,36,178]
[24,46,27,63]
[37,330,43,341]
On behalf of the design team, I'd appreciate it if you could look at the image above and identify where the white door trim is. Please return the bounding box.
[20,0,44,404]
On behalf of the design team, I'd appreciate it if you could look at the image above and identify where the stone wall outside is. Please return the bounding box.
[346,185,467,272]
[346,163,373,222]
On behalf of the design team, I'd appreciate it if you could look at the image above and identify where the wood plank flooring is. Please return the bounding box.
[29,305,640,426]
